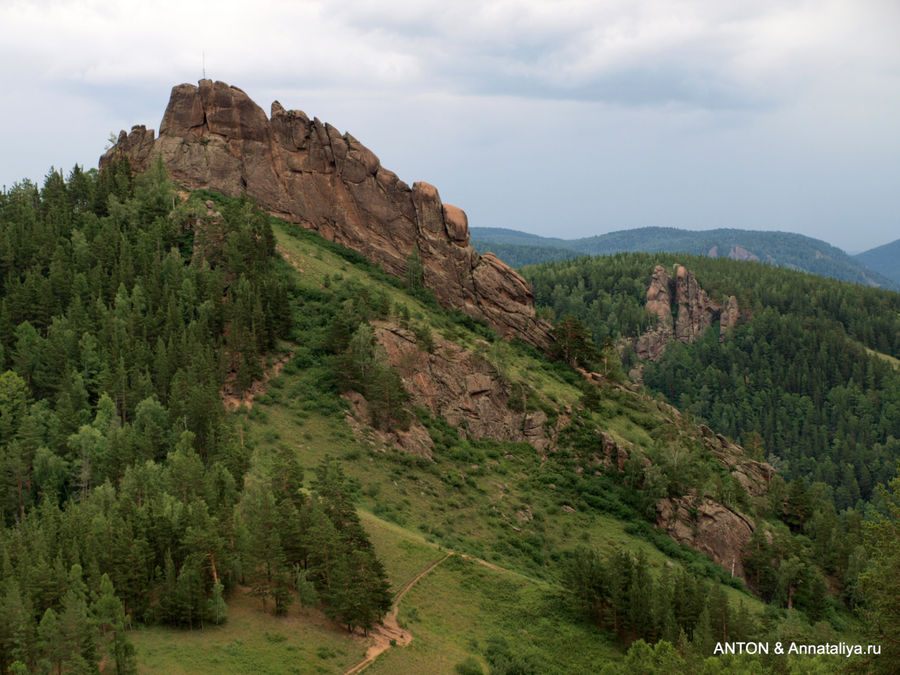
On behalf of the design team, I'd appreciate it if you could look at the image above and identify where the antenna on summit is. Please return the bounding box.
[202,51,206,80]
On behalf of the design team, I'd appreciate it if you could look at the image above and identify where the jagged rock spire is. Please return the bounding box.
[102,80,551,349]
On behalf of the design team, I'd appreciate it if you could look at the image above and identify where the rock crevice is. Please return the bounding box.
[635,264,739,361]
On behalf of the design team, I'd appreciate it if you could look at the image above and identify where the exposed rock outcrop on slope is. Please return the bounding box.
[372,322,564,451]
[656,497,755,581]
[635,264,739,360]
[101,80,551,349]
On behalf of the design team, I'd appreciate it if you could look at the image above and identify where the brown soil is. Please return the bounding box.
[343,553,451,675]
[222,350,293,412]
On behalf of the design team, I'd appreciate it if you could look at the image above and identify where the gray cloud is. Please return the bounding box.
[1,0,898,251]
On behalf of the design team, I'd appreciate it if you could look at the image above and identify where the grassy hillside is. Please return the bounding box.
[153,217,872,672]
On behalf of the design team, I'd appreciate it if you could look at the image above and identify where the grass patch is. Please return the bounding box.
[132,587,363,674]
[367,554,619,675]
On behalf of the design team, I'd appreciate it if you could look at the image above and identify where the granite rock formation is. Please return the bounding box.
[101,80,552,350]
[372,322,565,451]
[635,264,739,360]
[656,497,756,581]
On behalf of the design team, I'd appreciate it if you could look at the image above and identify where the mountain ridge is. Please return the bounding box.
[472,225,899,289]
[855,237,900,286]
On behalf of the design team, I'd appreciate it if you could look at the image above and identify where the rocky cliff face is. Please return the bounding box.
[635,264,739,360]
[372,322,564,452]
[654,413,772,582]
[656,497,755,580]
[101,80,552,350]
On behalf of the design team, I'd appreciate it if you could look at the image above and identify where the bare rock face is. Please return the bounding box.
[657,497,755,581]
[696,424,774,499]
[635,265,675,361]
[372,322,561,451]
[719,295,739,342]
[673,264,716,342]
[101,80,551,350]
[645,265,674,325]
[728,246,759,262]
[343,391,435,459]
[635,264,740,360]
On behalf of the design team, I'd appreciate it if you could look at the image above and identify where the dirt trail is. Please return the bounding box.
[344,553,451,675]
[459,553,505,573]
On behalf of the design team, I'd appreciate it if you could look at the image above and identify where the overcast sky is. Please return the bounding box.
[1,0,898,252]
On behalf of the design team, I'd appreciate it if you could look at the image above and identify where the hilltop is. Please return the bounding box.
[856,237,900,286]
[102,79,551,350]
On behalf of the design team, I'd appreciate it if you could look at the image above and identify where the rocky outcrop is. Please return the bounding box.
[719,295,739,342]
[708,245,760,262]
[101,80,551,350]
[696,424,773,499]
[728,246,759,262]
[372,322,563,451]
[343,391,436,459]
[673,264,716,343]
[656,497,755,581]
[635,264,739,360]
[635,265,675,361]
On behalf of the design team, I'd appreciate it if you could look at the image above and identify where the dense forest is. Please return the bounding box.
[0,162,392,673]
[523,252,900,509]
[470,239,580,268]
[856,237,900,286]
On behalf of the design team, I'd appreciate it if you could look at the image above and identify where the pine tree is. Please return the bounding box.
[0,580,30,675]
[859,464,900,673]
[57,565,98,672]
[37,607,66,675]
[93,574,136,675]
[241,482,287,613]
[205,582,227,626]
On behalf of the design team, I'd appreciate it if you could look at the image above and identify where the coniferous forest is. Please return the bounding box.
[523,253,900,507]
[0,162,392,673]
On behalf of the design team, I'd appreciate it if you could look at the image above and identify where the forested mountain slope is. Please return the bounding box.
[523,253,900,511]
[0,165,395,673]
[2,164,892,672]
[856,238,900,286]
[472,226,898,290]
[1,75,897,671]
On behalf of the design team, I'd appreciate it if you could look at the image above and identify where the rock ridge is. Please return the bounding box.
[101,80,552,350]
[635,264,739,361]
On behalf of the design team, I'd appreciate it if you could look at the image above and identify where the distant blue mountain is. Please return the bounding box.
[471,226,898,290]
[855,238,900,286]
